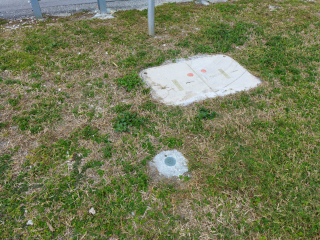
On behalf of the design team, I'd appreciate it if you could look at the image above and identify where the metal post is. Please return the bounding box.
[97,0,107,14]
[30,0,43,19]
[148,0,155,36]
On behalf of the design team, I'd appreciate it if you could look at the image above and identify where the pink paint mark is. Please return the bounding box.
[201,69,207,73]
[187,73,194,77]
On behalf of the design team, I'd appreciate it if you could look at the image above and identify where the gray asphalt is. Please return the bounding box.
[0,0,195,20]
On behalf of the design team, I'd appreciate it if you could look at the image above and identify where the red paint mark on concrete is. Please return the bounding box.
[187,73,194,77]
[201,69,207,73]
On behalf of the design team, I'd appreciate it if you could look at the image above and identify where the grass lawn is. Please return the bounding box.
[0,0,319,239]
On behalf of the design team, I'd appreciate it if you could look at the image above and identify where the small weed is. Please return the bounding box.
[176,39,191,48]
[82,87,95,98]
[70,154,84,185]
[190,21,263,54]
[114,74,143,91]
[23,29,69,55]
[160,136,183,148]
[179,175,191,182]
[141,87,151,95]
[28,137,91,175]
[112,103,132,113]
[4,79,21,85]
[196,106,218,120]
[86,107,96,122]
[166,49,181,58]
[0,18,8,25]
[214,3,245,14]
[97,169,104,177]
[72,104,97,121]
[0,122,8,129]
[93,79,104,88]
[118,54,138,68]
[12,97,62,133]
[101,144,112,159]
[82,160,103,172]
[139,100,157,112]
[71,105,79,117]
[113,111,146,132]
[8,98,20,107]
[73,125,112,159]
[74,125,111,144]
[66,83,74,88]
[29,72,42,79]
[185,106,217,133]
[0,147,19,181]
[0,154,12,180]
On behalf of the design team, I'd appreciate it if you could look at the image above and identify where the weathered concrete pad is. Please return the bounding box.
[140,55,261,106]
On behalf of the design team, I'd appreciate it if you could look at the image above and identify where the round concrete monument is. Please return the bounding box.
[149,150,188,178]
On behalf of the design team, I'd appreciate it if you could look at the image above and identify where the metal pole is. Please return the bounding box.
[148,0,155,36]
[30,0,43,19]
[97,0,107,14]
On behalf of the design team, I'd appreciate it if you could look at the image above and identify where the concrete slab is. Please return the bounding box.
[91,12,115,19]
[140,55,261,106]
[149,150,188,178]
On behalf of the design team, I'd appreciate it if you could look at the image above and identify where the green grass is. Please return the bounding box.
[0,18,8,25]
[0,0,319,239]
[112,111,147,132]
[114,73,144,91]
[12,96,63,133]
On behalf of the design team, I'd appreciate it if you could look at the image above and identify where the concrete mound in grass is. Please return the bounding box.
[149,150,188,178]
